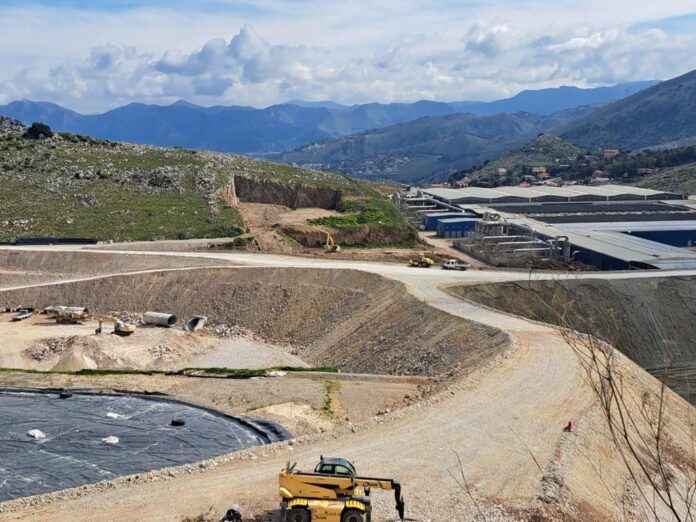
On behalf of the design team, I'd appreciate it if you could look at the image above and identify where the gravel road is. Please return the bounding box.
[0,246,693,521]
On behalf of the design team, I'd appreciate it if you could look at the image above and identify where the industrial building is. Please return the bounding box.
[400,185,696,270]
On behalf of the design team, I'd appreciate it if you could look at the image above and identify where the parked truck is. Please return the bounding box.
[442,259,470,271]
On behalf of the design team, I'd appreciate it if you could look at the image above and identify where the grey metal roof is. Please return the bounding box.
[438,217,480,224]
[555,221,696,232]
[422,184,679,204]
[509,216,696,268]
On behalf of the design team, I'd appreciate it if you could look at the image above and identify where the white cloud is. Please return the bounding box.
[2,1,696,111]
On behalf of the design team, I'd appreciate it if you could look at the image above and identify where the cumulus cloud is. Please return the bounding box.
[2,14,696,112]
[465,24,516,57]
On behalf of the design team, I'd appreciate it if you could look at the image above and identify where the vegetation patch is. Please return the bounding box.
[0,366,338,378]
[0,117,399,243]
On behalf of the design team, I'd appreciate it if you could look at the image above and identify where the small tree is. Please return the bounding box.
[23,122,53,140]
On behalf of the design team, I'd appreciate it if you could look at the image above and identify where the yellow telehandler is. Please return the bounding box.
[278,457,405,522]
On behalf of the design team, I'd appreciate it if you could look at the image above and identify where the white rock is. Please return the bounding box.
[106,412,121,419]
[27,429,46,440]
[102,436,119,445]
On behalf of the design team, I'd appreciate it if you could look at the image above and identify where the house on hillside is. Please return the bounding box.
[591,177,611,185]
[602,149,621,160]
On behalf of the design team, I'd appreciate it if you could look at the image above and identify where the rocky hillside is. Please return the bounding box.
[561,68,696,150]
[637,162,696,194]
[0,117,400,243]
[450,134,583,185]
[276,106,596,183]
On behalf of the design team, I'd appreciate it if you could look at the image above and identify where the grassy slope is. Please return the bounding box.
[474,134,581,176]
[637,163,696,194]
[560,69,696,150]
[0,121,403,242]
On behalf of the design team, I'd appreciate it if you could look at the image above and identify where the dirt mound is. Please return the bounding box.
[452,276,696,402]
[51,350,98,372]
[1,267,508,378]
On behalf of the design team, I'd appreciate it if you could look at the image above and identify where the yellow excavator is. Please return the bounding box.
[96,315,136,336]
[278,457,405,522]
[407,253,434,268]
[324,233,341,253]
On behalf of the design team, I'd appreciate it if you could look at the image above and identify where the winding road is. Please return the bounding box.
[0,245,693,521]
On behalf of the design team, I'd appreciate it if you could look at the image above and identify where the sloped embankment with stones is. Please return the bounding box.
[452,276,696,402]
[0,267,509,378]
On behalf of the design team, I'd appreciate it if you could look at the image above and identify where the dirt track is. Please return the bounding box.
[1,246,696,521]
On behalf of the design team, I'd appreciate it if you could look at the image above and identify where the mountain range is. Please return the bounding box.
[0,81,655,156]
[281,70,696,183]
[277,106,595,183]
[560,70,696,150]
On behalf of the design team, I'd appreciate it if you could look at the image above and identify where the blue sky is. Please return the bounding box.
[2,1,696,112]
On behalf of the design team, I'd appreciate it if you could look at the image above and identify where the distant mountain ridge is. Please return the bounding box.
[0,81,655,155]
[277,106,596,183]
[560,70,696,150]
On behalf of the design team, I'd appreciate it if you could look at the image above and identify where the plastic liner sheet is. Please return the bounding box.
[0,389,284,501]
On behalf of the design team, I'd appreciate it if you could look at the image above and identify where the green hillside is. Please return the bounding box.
[452,134,583,185]
[0,117,389,242]
[561,69,696,150]
[637,163,696,194]
[277,107,594,184]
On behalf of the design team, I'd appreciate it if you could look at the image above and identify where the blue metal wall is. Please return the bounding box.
[627,229,696,247]
[423,213,472,231]
[437,218,478,238]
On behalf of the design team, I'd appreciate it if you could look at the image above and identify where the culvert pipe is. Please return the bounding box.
[143,311,177,327]
[184,315,208,332]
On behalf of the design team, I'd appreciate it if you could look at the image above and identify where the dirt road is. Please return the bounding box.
[1,246,693,520]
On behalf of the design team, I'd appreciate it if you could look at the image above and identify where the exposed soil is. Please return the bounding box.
[0,267,508,379]
[2,249,696,521]
[0,250,234,288]
[451,276,696,403]
[0,371,423,439]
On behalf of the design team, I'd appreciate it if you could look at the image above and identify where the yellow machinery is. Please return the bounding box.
[324,233,341,253]
[96,316,136,336]
[407,254,434,268]
[113,320,136,336]
[278,457,405,522]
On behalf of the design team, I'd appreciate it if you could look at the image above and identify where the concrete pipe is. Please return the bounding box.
[184,315,208,333]
[143,311,177,327]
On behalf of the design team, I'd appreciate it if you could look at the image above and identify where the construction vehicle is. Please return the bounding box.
[113,320,136,336]
[278,457,405,522]
[96,315,136,336]
[324,233,341,253]
[407,254,434,268]
[46,306,89,324]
